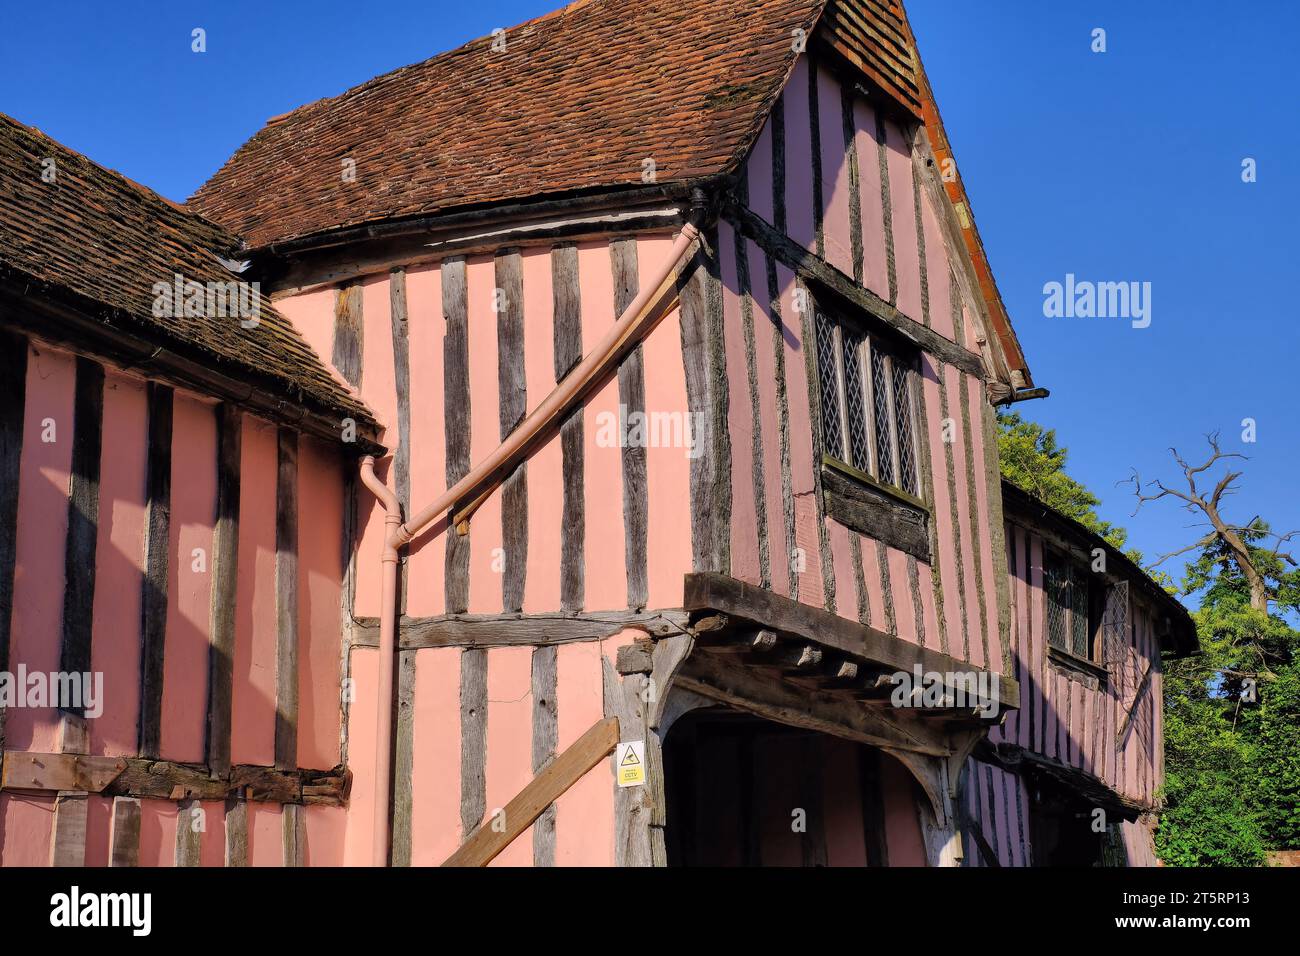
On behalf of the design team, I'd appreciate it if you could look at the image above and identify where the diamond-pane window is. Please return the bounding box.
[1045,551,1099,662]
[813,307,919,500]
[841,328,871,473]
[870,347,894,487]
[815,310,843,462]
[892,359,916,495]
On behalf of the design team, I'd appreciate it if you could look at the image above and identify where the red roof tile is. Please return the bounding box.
[191,0,827,249]
[0,113,380,437]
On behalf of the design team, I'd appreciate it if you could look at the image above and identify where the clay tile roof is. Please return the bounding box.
[0,113,380,438]
[190,0,828,249]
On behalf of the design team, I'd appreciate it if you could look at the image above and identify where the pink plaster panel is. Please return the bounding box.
[883,118,922,321]
[84,794,111,867]
[88,373,147,757]
[230,414,278,767]
[485,645,535,866]
[965,377,1002,671]
[248,802,284,866]
[917,561,939,652]
[354,275,397,618]
[303,805,347,866]
[7,344,75,753]
[851,98,889,300]
[920,356,961,658]
[405,263,447,617]
[921,191,955,340]
[554,640,613,866]
[887,546,916,642]
[861,536,888,634]
[782,59,816,251]
[719,222,760,587]
[826,520,857,622]
[577,241,626,611]
[342,647,380,865]
[943,364,984,668]
[138,799,178,867]
[410,647,461,865]
[816,65,854,276]
[747,117,776,226]
[0,793,55,865]
[640,234,694,609]
[275,287,337,375]
[298,436,343,769]
[777,261,825,605]
[159,392,216,763]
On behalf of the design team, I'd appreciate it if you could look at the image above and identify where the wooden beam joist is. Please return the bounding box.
[0,751,351,806]
[684,572,1019,710]
[352,609,690,650]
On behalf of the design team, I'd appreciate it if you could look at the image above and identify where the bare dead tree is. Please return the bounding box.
[1125,432,1297,612]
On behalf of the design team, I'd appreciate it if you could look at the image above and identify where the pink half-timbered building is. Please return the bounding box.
[0,0,1193,867]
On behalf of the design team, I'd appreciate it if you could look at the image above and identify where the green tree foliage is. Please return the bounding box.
[1156,521,1299,864]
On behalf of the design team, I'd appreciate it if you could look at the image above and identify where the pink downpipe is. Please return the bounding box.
[358,455,400,867]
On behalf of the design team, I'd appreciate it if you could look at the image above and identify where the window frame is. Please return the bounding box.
[1043,548,1111,682]
[813,302,926,512]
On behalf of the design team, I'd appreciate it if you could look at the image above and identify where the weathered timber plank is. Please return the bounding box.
[332,283,364,388]
[683,572,1019,709]
[59,357,104,698]
[351,609,690,649]
[138,382,172,758]
[206,404,241,775]
[459,647,487,836]
[443,717,619,867]
[443,258,471,613]
[275,427,299,770]
[552,244,585,612]
[109,796,142,867]
[611,238,648,609]
[531,644,558,867]
[175,798,202,867]
[496,250,528,612]
[390,648,417,866]
[821,464,931,561]
[390,268,412,611]
[224,798,248,867]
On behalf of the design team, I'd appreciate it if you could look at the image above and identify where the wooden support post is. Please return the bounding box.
[50,714,90,867]
[109,796,142,867]
[442,716,620,867]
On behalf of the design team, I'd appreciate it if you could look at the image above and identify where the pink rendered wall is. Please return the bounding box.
[880,753,927,866]
[996,521,1164,807]
[159,391,217,763]
[231,414,278,766]
[0,341,351,868]
[731,53,1007,675]
[89,373,147,755]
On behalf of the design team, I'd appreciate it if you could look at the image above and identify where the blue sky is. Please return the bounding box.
[4,1,1296,600]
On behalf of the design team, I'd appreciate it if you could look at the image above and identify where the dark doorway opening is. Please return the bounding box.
[1026,779,1113,866]
[662,707,890,867]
